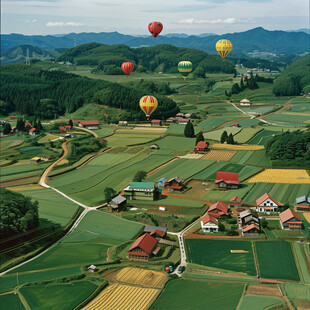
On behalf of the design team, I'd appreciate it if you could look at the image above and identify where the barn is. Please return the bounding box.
[194,141,209,153]
[123,182,158,201]
[107,196,127,212]
[78,120,99,129]
[215,171,240,189]
[208,201,229,219]
[128,233,159,261]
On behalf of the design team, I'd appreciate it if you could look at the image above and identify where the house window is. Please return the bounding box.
[264,203,266,206]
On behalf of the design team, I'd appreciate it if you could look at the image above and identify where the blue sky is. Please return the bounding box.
[1,0,309,35]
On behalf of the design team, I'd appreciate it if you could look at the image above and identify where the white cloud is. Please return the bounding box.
[25,19,37,23]
[179,17,238,24]
[46,21,83,27]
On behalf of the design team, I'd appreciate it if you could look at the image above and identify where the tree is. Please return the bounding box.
[37,120,43,131]
[240,78,245,90]
[104,187,116,202]
[16,118,25,131]
[195,131,204,145]
[231,83,241,94]
[227,133,235,144]
[3,122,12,134]
[193,67,205,78]
[261,218,268,228]
[133,171,147,182]
[69,119,73,128]
[218,223,225,231]
[184,121,195,138]
[220,130,228,144]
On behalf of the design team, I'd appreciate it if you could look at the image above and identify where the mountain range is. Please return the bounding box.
[1,27,309,55]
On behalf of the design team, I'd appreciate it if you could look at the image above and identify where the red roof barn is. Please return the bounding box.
[194,141,209,153]
[59,126,66,133]
[78,120,99,128]
[151,119,162,126]
[208,201,229,218]
[215,171,240,189]
[128,233,158,261]
[230,196,242,207]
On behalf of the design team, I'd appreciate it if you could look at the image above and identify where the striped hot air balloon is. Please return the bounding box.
[215,39,233,61]
[178,61,193,80]
[139,95,158,119]
[121,62,134,76]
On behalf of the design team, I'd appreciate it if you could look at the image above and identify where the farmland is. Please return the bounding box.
[233,127,263,144]
[201,150,235,161]
[151,279,244,310]
[238,296,284,310]
[211,143,264,150]
[247,169,310,184]
[255,241,299,281]
[203,127,241,141]
[185,239,257,276]
[82,283,160,310]
[0,293,24,310]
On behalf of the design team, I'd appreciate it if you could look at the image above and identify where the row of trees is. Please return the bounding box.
[221,130,235,144]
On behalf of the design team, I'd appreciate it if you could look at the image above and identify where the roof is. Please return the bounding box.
[128,182,155,190]
[25,122,32,127]
[202,213,218,225]
[150,229,166,237]
[177,118,189,122]
[151,119,161,123]
[144,226,168,233]
[153,246,161,255]
[88,264,97,270]
[111,195,126,204]
[128,233,158,254]
[64,125,71,128]
[29,128,36,132]
[256,193,283,206]
[31,157,41,160]
[59,126,66,131]
[242,224,260,232]
[208,201,229,215]
[279,208,302,223]
[167,177,183,184]
[240,99,250,103]
[233,123,239,126]
[215,171,239,185]
[239,210,251,218]
[230,196,242,203]
[79,120,99,125]
[195,141,208,149]
[296,196,310,204]
[296,204,310,209]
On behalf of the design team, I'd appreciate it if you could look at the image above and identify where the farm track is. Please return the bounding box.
[258,99,292,120]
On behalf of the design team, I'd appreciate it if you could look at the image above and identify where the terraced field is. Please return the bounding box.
[82,284,160,310]
[203,127,241,141]
[201,150,236,161]
[233,127,263,143]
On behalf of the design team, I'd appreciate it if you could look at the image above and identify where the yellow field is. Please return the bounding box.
[303,213,310,223]
[7,184,43,191]
[201,150,236,161]
[211,144,264,151]
[115,267,167,288]
[38,134,60,143]
[82,284,160,310]
[56,159,69,166]
[247,169,310,184]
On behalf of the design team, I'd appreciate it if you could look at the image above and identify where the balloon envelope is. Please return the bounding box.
[165,267,170,272]
[121,62,134,76]
[148,22,163,38]
[216,39,233,60]
[139,95,158,119]
[178,61,193,79]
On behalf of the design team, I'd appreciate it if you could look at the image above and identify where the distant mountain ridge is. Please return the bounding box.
[1,27,309,55]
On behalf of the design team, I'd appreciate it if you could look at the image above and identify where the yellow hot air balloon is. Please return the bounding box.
[216,39,233,61]
[139,95,158,119]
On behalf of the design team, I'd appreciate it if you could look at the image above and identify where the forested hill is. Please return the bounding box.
[273,55,310,96]
[56,43,235,74]
[0,64,178,119]
[2,27,309,55]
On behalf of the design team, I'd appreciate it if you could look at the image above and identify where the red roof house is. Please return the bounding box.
[128,233,158,261]
[59,126,66,133]
[208,201,229,218]
[279,208,302,230]
[78,120,99,128]
[215,171,240,189]
[194,141,209,153]
[242,224,260,236]
[256,193,283,213]
[150,229,166,238]
[151,119,162,126]
[230,196,242,206]
[29,127,37,135]
[64,125,72,129]
[201,213,219,233]
[25,122,32,128]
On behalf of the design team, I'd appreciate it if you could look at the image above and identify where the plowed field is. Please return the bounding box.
[201,150,235,161]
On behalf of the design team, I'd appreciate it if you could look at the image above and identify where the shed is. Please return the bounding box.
[29,127,37,136]
[157,177,166,187]
[87,265,97,272]
[108,195,127,212]
[230,196,242,207]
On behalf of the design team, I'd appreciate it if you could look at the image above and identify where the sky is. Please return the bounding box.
[1,0,309,36]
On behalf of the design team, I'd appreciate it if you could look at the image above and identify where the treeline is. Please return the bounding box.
[266,130,310,167]
[273,56,310,96]
[0,189,39,237]
[0,64,179,120]
[57,43,236,74]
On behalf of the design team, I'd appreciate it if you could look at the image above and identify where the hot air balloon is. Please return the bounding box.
[215,39,233,61]
[139,95,158,119]
[148,22,163,39]
[178,61,193,80]
[121,62,134,76]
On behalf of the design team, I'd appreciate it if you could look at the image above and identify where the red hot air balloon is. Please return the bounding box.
[121,62,134,76]
[148,22,163,39]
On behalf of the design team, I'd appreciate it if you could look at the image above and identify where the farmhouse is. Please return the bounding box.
[124,182,158,201]
[150,229,167,239]
[78,120,99,129]
[177,118,189,125]
[230,196,242,207]
[256,193,283,213]
[107,195,127,212]
[29,128,37,136]
[128,233,158,261]
[176,113,184,117]
[208,201,229,219]
[59,126,66,133]
[296,196,310,211]
[215,171,240,189]
[164,177,184,191]
[194,141,209,153]
[240,99,251,106]
[201,213,219,233]
[279,208,302,230]
[166,117,176,123]
[118,121,128,126]
[238,210,259,227]
[25,122,32,128]
[242,224,260,236]
[64,125,71,130]
[151,119,162,126]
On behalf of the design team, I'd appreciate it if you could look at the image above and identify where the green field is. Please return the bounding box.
[282,283,310,303]
[244,150,270,167]
[150,279,244,310]
[203,127,241,141]
[233,127,263,144]
[264,113,310,126]
[0,293,24,310]
[292,242,310,283]
[193,161,228,179]
[19,281,97,310]
[185,239,257,276]
[150,135,196,152]
[255,241,299,281]
[166,124,200,135]
[238,296,284,310]
[247,129,279,145]
[196,117,229,131]
[225,118,260,128]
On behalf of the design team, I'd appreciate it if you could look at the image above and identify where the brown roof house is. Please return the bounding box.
[194,141,209,154]
[279,208,302,230]
[164,177,184,191]
[208,201,229,219]
[230,196,242,207]
[128,233,159,261]
[256,193,283,213]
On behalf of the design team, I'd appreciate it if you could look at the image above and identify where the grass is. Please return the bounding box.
[224,119,260,128]
[244,150,270,167]
[0,293,24,310]
[281,283,310,302]
[150,279,244,310]
[150,136,196,152]
[255,241,299,281]
[203,127,241,141]
[19,280,98,310]
[185,239,257,276]
[238,296,284,310]
[38,133,60,143]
